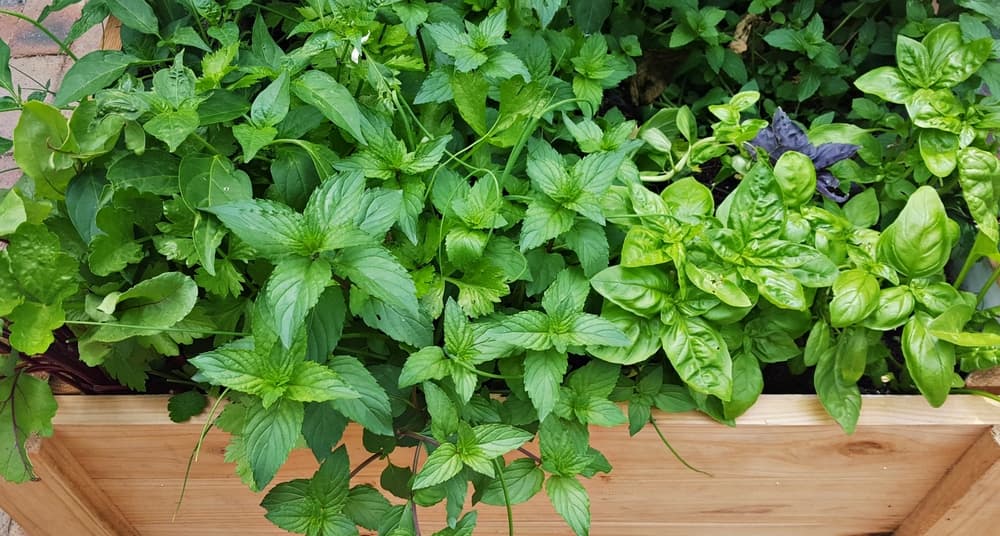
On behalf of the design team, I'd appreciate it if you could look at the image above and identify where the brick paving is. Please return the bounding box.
[1,0,102,189]
[1,2,107,533]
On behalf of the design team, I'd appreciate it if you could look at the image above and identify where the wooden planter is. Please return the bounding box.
[0,395,998,535]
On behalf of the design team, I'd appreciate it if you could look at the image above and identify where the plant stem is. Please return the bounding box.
[493,458,515,536]
[176,388,229,520]
[0,9,78,61]
[349,452,383,479]
[649,417,713,477]
[517,446,542,464]
[952,388,1000,404]
[63,320,246,337]
[975,263,1000,307]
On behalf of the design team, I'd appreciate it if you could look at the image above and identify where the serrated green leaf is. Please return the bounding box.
[262,446,354,535]
[524,350,568,422]
[207,200,304,259]
[399,346,450,388]
[327,355,394,436]
[244,397,304,489]
[265,257,332,348]
[167,391,207,423]
[343,485,392,530]
[546,475,590,536]
[143,109,199,151]
[413,443,463,489]
[479,458,544,506]
[332,244,418,316]
[472,424,533,458]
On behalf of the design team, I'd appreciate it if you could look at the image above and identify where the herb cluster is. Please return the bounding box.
[2,1,1000,535]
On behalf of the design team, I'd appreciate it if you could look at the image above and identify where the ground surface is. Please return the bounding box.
[1,1,105,532]
[1,0,102,189]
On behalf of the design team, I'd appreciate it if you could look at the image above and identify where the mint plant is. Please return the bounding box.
[2,1,1000,535]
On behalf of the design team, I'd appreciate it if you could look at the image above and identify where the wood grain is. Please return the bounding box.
[895,425,1000,535]
[0,432,138,536]
[11,394,992,535]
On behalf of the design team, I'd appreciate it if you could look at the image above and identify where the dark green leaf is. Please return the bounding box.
[167,391,207,423]
[244,398,304,489]
[55,51,137,107]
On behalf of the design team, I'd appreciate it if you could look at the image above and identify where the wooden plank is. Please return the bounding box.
[14,395,999,535]
[0,432,139,536]
[51,393,1000,427]
[895,425,1000,535]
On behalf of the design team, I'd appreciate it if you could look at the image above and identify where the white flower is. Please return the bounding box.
[351,32,371,64]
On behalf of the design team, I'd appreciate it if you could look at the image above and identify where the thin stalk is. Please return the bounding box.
[517,447,542,464]
[952,388,1000,404]
[175,388,229,520]
[63,320,246,337]
[493,458,515,536]
[0,9,77,61]
[349,452,383,478]
[976,263,1000,307]
[649,417,713,477]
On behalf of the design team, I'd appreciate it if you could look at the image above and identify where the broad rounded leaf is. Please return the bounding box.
[903,312,956,407]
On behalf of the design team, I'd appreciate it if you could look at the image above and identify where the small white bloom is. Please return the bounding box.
[351,32,371,64]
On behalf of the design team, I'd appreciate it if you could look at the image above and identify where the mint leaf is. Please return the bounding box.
[343,485,392,530]
[546,475,590,536]
[287,361,360,403]
[306,287,347,363]
[143,109,199,151]
[303,403,348,462]
[167,390,207,423]
[495,311,552,350]
[265,257,332,348]
[424,380,460,440]
[399,346,450,388]
[190,338,295,407]
[262,446,354,535]
[205,199,303,260]
[350,288,434,348]
[304,171,366,232]
[472,424,533,458]
[179,154,253,210]
[244,397,304,489]
[332,244,419,315]
[479,458,544,506]
[292,71,366,143]
[520,196,575,251]
[413,443,463,489]
[451,262,510,318]
[524,350,568,422]
[327,355,394,436]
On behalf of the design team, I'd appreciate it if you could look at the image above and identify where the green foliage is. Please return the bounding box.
[3,0,1000,533]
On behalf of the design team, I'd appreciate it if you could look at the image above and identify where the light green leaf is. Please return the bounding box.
[91,272,198,341]
[233,124,277,162]
[450,71,489,135]
[546,475,590,536]
[206,200,303,259]
[244,397,304,489]
[524,350,568,422]
[179,154,253,210]
[107,150,179,196]
[413,443,464,489]
[251,71,291,128]
[332,244,418,315]
[262,446,353,535]
[143,109,199,151]
[292,71,366,143]
[7,302,65,355]
[399,347,450,388]
[661,316,733,401]
[814,348,861,433]
[13,101,75,199]
[903,312,956,407]
[55,51,137,107]
[520,196,576,251]
[265,257,332,348]
[472,424,533,458]
[0,374,57,483]
[327,355,394,436]
[451,262,510,318]
[286,361,360,403]
[105,0,158,35]
[479,458,544,506]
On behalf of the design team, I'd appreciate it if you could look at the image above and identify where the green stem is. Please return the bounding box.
[952,388,1000,404]
[493,458,515,536]
[0,9,78,61]
[649,417,713,477]
[175,388,229,520]
[63,320,246,337]
[975,263,1000,307]
[188,131,221,155]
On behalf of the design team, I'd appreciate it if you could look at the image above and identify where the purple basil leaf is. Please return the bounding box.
[810,143,861,169]
[770,108,812,153]
[816,171,848,202]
